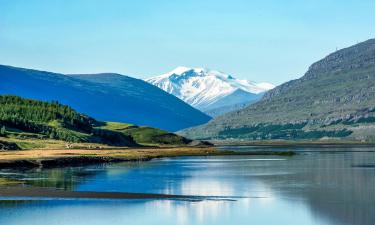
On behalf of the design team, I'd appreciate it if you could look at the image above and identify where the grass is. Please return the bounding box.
[0,96,192,149]
[0,178,24,186]
[0,136,108,150]
[96,122,190,146]
[0,147,219,162]
[96,122,133,131]
[0,147,297,169]
[13,141,46,150]
[48,120,62,127]
[0,135,296,171]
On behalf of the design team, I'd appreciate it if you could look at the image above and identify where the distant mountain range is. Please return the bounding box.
[146,67,274,116]
[179,39,375,141]
[0,65,211,131]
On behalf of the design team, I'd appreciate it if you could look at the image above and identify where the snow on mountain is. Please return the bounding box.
[145,67,275,115]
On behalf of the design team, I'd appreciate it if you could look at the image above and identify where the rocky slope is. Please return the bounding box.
[179,39,375,141]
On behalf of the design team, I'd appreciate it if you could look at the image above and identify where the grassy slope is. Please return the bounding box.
[0,96,193,150]
[95,122,191,146]
[1,121,194,150]
[1,121,193,150]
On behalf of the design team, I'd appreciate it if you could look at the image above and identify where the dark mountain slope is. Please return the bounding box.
[204,89,262,117]
[0,65,211,131]
[180,39,375,141]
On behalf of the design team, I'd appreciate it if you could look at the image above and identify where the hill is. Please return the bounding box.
[146,67,274,116]
[0,65,211,131]
[0,95,137,147]
[95,122,191,146]
[179,39,375,141]
[0,95,200,150]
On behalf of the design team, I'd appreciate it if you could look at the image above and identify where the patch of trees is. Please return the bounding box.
[0,95,136,146]
[0,95,95,142]
[0,95,94,132]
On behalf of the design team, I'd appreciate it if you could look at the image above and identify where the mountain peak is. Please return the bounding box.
[145,67,274,115]
[167,66,193,76]
[163,66,210,77]
[162,66,248,81]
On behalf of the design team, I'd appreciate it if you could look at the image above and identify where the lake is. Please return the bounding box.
[0,146,374,225]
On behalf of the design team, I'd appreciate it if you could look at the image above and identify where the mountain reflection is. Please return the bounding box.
[0,148,374,225]
[252,148,375,225]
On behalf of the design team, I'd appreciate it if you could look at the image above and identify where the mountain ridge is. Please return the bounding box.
[0,65,211,131]
[179,39,375,141]
[145,66,274,116]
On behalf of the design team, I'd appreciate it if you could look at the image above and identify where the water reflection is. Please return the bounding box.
[0,166,102,191]
[0,147,374,225]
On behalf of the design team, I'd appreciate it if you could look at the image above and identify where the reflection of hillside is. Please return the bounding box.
[0,150,373,225]
[257,149,375,225]
[29,168,98,190]
[1,166,105,191]
[0,200,34,208]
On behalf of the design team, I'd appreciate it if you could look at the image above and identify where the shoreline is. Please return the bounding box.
[211,140,375,147]
[3,139,375,170]
[0,147,215,169]
[0,146,295,169]
[0,146,286,200]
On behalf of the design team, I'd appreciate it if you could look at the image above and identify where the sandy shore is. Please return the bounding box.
[0,147,221,169]
[0,146,296,169]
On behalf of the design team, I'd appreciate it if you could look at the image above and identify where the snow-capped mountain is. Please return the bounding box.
[145,67,275,116]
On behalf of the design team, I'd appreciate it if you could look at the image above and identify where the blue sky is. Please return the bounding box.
[0,0,374,84]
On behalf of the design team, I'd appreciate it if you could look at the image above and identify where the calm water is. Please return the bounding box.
[0,146,374,225]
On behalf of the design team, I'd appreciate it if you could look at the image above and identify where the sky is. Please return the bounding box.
[0,0,375,85]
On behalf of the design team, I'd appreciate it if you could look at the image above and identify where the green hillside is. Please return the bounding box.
[95,122,191,146]
[179,39,375,141]
[0,95,197,149]
[0,95,138,147]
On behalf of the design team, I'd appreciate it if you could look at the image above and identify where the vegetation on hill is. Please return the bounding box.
[0,95,93,135]
[0,64,211,132]
[95,122,191,145]
[0,95,200,150]
[0,95,137,147]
